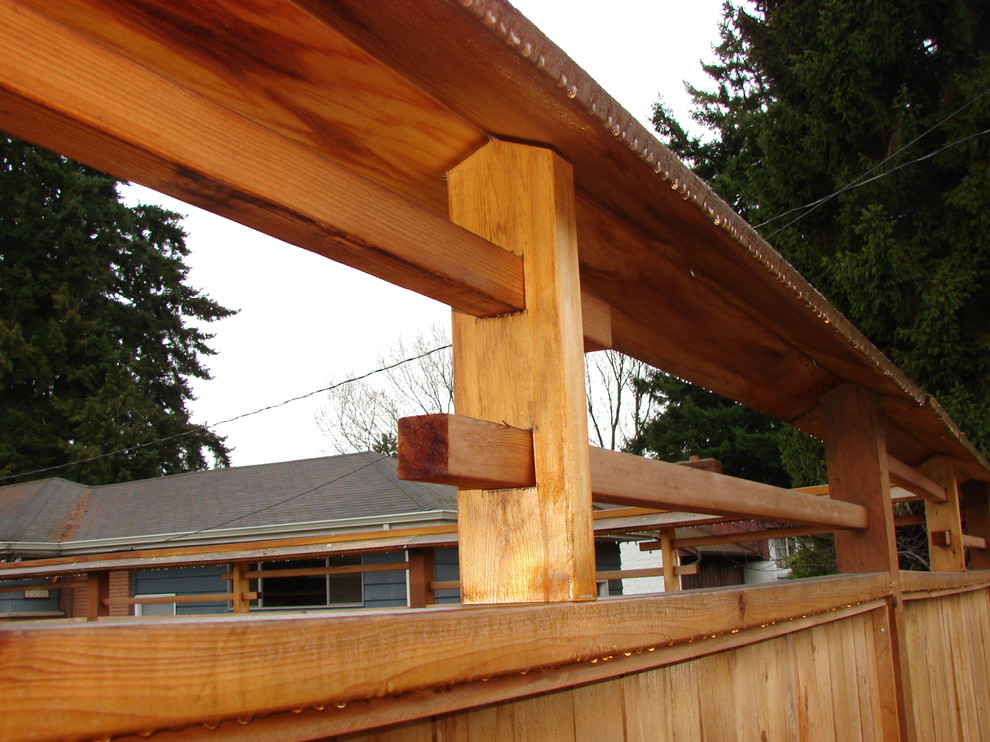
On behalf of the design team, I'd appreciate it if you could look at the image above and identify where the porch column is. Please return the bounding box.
[447,140,595,604]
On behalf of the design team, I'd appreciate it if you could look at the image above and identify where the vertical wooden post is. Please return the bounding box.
[230,562,250,614]
[961,481,990,571]
[920,457,966,572]
[447,140,595,604]
[821,384,898,573]
[660,528,681,592]
[407,548,436,608]
[85,571,110,622]
[821,383,916,742]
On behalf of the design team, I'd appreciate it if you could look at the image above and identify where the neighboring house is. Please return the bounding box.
[0,452,623,619]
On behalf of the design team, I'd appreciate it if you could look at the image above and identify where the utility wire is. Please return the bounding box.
[754,83,990,238]
[0,343,452,485]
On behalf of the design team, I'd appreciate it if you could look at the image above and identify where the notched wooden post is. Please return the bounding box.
[920,457,966,572]
[447,140,596,604]
[821,384,898,573]
[961,481,990,570]
[85,571,110,622]
[820,383,916,742]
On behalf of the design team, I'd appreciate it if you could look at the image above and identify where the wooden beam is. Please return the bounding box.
[589,447,866,528]
[581,290,613,352]
[673,526,834,550]
[0,573,890,740]
[448,141,595,603]
[407,549,436,609]
[398,413,867,528]
[920,457,966,572]
[229,562,250,615]
[821,384,899,574]
[0,0,525,318]
[397,414,534,489]
[594,566,698,581]
[887,455,947,503]
[659,528,680,592]
[105,593,257,607]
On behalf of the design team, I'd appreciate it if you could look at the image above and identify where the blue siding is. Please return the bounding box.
[0,580,61,615]
[133,565,228,615]
[362,550,408,608]
[433,547,460,604]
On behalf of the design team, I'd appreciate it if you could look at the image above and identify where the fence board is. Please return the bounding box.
[903,586,990,742]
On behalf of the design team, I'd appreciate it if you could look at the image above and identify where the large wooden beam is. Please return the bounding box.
[448,140,596,603]
[397,413,868,529]
[920,457,966,572]
[0,0,524,318]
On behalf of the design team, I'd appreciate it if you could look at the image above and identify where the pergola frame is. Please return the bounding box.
[1,1,989,740]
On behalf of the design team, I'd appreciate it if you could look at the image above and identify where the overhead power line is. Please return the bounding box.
[755,83,990,238]
[0,343,451,485]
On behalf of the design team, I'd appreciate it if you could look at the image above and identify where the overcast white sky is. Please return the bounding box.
[124,0,730,467]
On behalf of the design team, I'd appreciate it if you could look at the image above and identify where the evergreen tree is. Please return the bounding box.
[0,135,234,485]
[625,374,790,486]
[652,0,990,456]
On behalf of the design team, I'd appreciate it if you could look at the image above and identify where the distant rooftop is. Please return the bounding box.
[0,453,456,555]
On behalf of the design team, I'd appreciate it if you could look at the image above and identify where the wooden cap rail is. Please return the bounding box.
[398,413,868,529]
[0,572,892,740]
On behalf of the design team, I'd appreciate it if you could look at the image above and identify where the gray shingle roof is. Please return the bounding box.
[0,453,455,544]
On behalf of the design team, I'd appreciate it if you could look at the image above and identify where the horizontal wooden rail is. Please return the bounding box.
[899,569,990,598]
[431,564,700,593]
[119,593,255,606]
[595,566,698,580]
[666,526,833,550]
[888,455,947,503]
[655,513,931,551]
[230,562,410,580]
[0,580,85,594]
[963,534,987,549]
[0,573,890,741]
[105,593,257,607]
[398,414,869,529]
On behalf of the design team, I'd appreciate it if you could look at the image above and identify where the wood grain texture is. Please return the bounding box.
[0,574,891,741]
[398,413,865,528]
[821,385,900,574]
[0,0,523,318]
[921,457,967,572]
[589,446,868,528]
[448,141,595,603]
[397,414,535,489]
